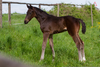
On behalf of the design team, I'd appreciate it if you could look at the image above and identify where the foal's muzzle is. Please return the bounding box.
[24,20,28,24]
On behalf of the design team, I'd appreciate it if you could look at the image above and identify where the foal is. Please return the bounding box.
[24,4,86,61]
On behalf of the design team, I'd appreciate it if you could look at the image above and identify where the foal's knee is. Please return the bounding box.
[42,45,46,50]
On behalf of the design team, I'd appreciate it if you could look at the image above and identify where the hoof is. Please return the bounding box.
[79,59,86,62]
[39,58,43,62]
[82,57,86,62]
[52,59,55,62]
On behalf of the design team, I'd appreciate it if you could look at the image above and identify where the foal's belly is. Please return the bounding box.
[53,27,67,34]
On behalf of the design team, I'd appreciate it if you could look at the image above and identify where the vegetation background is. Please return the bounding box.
[0,3,100,67]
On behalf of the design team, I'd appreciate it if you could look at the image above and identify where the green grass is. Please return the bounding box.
[0,14,100,67]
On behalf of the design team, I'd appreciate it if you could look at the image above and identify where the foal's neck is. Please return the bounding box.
[34,7,49,24]
[35,14,47,24]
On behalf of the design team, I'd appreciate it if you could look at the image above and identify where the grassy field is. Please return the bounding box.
[0,14,100,67]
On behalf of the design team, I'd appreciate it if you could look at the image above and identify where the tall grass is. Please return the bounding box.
[0,11,100,66]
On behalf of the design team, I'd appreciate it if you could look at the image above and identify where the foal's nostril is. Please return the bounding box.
[24,20,27,24]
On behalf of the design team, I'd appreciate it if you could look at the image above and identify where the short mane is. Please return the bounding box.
[34,7,49,17]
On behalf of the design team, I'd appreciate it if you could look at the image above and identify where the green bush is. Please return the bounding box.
[49,3,100,24]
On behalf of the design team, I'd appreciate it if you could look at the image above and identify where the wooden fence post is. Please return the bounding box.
[0,0,2,28]
[91,4,93,26]
[73,5,75,7]
[8,3,11,25]
[39,4,41,9]
[57,4,59,17]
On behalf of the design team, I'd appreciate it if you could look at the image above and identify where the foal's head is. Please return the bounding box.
[24,4,36,24]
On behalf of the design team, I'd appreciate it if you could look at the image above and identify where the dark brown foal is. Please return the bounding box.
[24,4,86,61]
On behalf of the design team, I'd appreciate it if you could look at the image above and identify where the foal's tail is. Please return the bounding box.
[78,19,86,34]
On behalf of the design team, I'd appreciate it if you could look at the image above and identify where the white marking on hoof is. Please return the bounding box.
[79,57,86,62]
[82,57,86,61]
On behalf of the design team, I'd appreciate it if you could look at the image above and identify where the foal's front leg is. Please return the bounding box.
[40,32,49,61]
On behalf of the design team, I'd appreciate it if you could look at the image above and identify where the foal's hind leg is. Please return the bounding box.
[77,34,86,61]
[71,34,85,61]
[49,35,55,61]
[40,32,49,61]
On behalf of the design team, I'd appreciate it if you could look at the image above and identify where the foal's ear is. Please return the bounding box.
[29,4,33,9]
[26,4,30,8]
[26,4,33,9]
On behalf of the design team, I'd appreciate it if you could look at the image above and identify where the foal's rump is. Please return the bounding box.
[64,16,86,35]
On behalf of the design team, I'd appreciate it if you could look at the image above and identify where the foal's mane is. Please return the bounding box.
[33,7,50,17]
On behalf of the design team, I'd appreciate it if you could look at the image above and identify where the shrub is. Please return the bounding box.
[49,3,99,22]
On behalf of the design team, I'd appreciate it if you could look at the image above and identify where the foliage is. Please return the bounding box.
[49,3,99,23]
